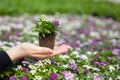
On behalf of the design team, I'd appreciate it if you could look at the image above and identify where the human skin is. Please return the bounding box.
[6,42,71,61]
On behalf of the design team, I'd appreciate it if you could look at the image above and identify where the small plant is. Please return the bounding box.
[32,15,59,49]
[32,15,59,37]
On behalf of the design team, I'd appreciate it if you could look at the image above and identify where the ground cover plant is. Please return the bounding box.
[0,14,120,80]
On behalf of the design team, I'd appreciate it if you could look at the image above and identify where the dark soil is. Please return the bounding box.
[39,33,56,49]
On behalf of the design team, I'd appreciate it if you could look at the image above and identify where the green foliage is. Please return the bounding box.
[0,65,15,78]
[32,15,57,37]
[0,0,120,21]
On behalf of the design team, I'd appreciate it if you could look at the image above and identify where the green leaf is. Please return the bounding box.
[44,29,51,34]
[42,33,45,37]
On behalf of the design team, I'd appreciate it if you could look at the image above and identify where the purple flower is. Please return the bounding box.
[69,60,79,73]
[51,60,60,65]
[62,71,74,80]
[4,34,10,39]
[53,21,59,26]
[22,68,30,72]
[117,43,120,49]
[92,61,100,65]
[15,30,21,35]
[41,78,45,80]
[20,76,29,80]
[9,76,16,80]
[73,34,80,39]
[117,55,120,60]
[86,47,91,51]
[107,56,113,61]
[49,73,58,80]
[92,61,108,66]
[101,61,108,66]
[92,40,98,47]
[83,69,90,74]
[94,73,104,80]
[79,29,90,34]
[100,48,105,52]
[69,60,77,69]
[111,49,119,55]
[94,53,99,58]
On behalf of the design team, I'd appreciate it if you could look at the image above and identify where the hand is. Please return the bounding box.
[6,42,71,61]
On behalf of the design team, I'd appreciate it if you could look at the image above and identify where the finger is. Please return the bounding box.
[51,45,70,56]
[33,49,68,59]
[32,45,71,59]
[34,46,53,54]
[55,44,71,50]
[52,49,68,56]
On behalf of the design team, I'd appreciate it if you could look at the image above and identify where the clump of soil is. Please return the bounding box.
[39,33,56,49]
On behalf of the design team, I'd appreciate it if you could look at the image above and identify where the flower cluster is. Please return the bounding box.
[0,14,120,80]
[32,15,59,37]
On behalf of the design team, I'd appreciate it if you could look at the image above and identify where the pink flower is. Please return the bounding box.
[83,69,90,74]
[112,49,119,55]
[94,74,104,80]
[9,76,16,80]
[49,73,58,80]
[117,55,120,60]
[94,53,99,58]
[15,30,21,36]
[53,21,59,26]
[22,67,30,72]
[62,71,74,80]
[107,56,113,61]
[20,76,29,80]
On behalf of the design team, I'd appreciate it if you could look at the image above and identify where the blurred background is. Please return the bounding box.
[0,0,120,21]
[1,0,120,79]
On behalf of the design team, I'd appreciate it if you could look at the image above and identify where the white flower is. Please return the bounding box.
[34,61,43,67]
[92,67,100,71]
[17,65,22,69]
[80,34,85,39]
[34,76,42,80]
[86,51,92,55]
[42,70,46,72]
[109,65,115,72]
[63,64,69,68]
[109,77,113,80]
[114,64,119,69]
[72,51,79,55]
[30,70,36,75]
[29,65,36,69]
[72,51,80,58]
[41,15,48,21]
[0,41,2,46]
[90,31,100,39]
[9,42,15,47]
[93,51,97,55]
[83,65,92,69]
[117,76,120,79]
[80,54,88,60]
[44,59,51,64]
[59,55,70,59]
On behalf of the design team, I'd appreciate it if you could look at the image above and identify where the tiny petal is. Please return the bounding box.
[53,21,59,26]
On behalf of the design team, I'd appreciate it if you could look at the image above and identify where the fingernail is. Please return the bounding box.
[48,51,53,54]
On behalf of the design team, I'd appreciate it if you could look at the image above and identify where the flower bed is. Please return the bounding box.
[0,14,120,80]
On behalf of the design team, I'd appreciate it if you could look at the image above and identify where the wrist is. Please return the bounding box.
[6,45,24,61]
